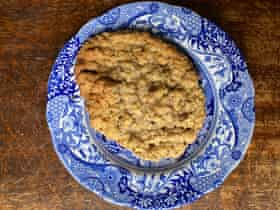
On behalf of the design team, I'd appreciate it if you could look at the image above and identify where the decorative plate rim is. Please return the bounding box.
[46,2,255,209]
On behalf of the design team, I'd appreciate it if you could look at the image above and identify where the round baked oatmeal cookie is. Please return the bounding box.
[75,30,205,161]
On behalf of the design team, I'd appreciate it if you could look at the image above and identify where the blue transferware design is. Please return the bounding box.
[46,2,255,209]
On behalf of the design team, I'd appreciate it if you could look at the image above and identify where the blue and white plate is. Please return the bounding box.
[46,2,255,209]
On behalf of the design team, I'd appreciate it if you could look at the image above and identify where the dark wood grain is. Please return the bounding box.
[0,0,279,209]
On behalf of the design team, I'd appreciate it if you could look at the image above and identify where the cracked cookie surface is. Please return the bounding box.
[75,31,205,161]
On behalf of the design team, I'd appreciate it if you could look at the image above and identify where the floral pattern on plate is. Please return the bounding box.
[46,2,255,209]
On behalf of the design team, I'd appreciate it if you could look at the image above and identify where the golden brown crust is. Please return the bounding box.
[75,31,205,161]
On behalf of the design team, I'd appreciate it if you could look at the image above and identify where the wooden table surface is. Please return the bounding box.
[0,0,279,209]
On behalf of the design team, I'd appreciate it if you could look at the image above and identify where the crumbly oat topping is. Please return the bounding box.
[75,31,205,161]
